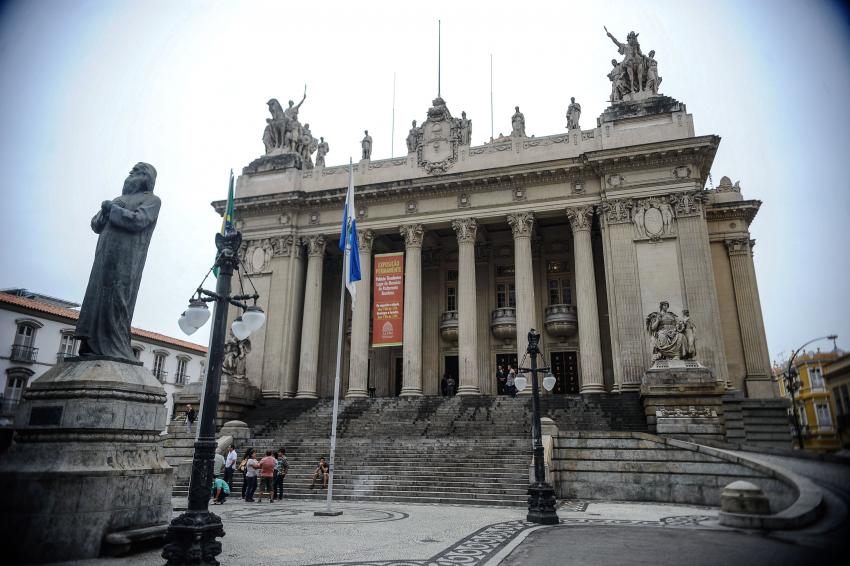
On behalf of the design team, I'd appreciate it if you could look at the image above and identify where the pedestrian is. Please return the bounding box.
[224,445,237,489]
[243,448,259,502]
[506,365,517,397]
[257,450,276,503]
[211,476,230,505]
[496,365,506,395]
[440,374,448,396]
[185,404,196,434]
[238,449,251,499]
[446,375,456,396]
[309,456,329,490]
[213,447,225,478]
[274,448,289,502]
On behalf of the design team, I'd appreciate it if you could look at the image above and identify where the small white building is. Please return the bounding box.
[0,289,207,428]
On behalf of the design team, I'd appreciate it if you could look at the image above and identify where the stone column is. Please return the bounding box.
[347,230,375,398]
[600,197,648,389]
[452,218,480,395]
[400,224,424,396]
[671,193,728,384]
[507,212,538,365]
[283,238,306,397]
[726,237,772,395]
[566,206,605,393]
[296,235,326,398]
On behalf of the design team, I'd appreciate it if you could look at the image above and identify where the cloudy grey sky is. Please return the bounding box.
[1,0,848,360]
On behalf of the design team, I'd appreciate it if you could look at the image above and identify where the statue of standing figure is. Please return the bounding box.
[604,27,662,101]
[511,106,526,137]
[75,163,160,362]
[361,130,373,159]
[316,137,329,167]
[406,120,420,153]
[645,301,697,361]
[261,85,315,160]
[459,111,472,145]
[221,332,251,379]
[566,97,581,130]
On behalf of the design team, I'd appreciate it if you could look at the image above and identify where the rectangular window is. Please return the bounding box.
[446,269,458,282]
[153,354,166,382]
[496,283,516,309]
[175,359,188,385]
[810,366,824,390]
[548,277,572,305]
[14,324,35,347]
[446,286,457,312]
[59,333,76,356]
[815,403,832,427]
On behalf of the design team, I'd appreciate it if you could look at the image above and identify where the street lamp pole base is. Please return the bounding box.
[162,510,225,566]
[526,482,559,525]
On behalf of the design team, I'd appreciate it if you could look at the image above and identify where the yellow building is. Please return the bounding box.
[825,352,850,449]
[777,349,843,452]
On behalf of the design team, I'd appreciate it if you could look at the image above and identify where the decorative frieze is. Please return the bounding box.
[308,211,320,225]
[565,206,595,232]
[601,198,633,224]
[452,218,478,244]
[512,186,527,202]
[507,212,535,238]
[458,193,471,208]
[671,166,691,179]
[400,223,425,248]
[405,200,418,214]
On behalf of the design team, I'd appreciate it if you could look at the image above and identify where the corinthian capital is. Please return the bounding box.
[303,234,326,257]
[400,224,425,248]
[724,237,751,256]
[565,206,595,232]
[669,191,706,217]
[601,198,633,225]
[507,212,535,238]
[452,217,478,244]
[358,228,375,253]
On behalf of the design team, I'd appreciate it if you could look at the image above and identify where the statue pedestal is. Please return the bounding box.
[0,359,172,562]
[598,94,686,124]
[175,375,261,429]
[243,151,303,174]
[640,360,727,442]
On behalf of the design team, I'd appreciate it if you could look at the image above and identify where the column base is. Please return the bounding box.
[456,385,480,396]
[399,388,423,397]
[345,389,369,399]
[295,391,318,399]
[619,382,642,392]
[580,383,606,394]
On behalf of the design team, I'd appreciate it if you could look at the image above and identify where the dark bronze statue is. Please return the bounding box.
[75,162,160,361]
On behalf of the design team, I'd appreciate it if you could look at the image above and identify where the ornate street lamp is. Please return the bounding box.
[515,329,559,525]
[162,228,265,565]
[784,334,838,451]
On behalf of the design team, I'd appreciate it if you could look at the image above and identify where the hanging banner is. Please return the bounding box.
[372,252,404,347]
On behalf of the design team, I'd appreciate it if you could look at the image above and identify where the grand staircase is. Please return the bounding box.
[171,393,647,506]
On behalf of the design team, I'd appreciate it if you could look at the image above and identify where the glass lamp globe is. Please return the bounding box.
[231,316,251,340]
[177,312,197,336]
[241,305,266,332]
[185,299,211,329]
[542,371,556,392]
[514,373,528,392]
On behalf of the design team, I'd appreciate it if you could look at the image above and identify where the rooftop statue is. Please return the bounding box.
[75,163,160,362]
[406,120,421,153]
[259,85,320,168]
[316,137,329,167]
[645,301,697,362]
[511,106,526,137]
[604,26,662,103]
[566,97,581,130]
[361,130,373,160]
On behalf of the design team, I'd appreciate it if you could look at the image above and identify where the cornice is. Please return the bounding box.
[585,135,719,179]
[705,199,762,225]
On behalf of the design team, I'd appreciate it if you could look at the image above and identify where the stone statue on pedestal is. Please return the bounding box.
[361,130,372,159]
[222,332,251,380]
[75,162,160,362]
[458,111,471,145]
[566,97,581,130]
[645,301,697,361]
[511,106,526,137]
[316,137,329,167]
[645,49,662,95]
[255,86,320,170]
[406,120,420,153]
[604,26,662,102]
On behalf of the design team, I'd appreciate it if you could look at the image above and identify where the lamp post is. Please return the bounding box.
[162,229,265,565]
[784,334,838,451]
[515,329,559,525]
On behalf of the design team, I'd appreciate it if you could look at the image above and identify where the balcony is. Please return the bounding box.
[10,344,38,363]
[544,304,578,339]
[153,369,168,383]
[56,352,76,364]
[490,307,517,343]
[439,311,459,343]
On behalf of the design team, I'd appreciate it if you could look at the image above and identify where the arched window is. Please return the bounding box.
[11,319,42,363]
[3,368,34,412]
[58,330,77,362]
[152,351,168,382]
[175,356,190,385]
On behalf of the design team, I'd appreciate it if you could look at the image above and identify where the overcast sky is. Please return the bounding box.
[1,0,848,362]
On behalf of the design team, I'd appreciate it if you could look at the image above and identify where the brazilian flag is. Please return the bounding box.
[213,170,235,277]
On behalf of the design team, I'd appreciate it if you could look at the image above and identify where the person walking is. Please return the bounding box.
[243,449,259,502]
[273,448,289,502]
[496,365,506,395]
[224,445,237,489]
[506,365,517,397]
[185,404,196,435]
[257,450,276,503]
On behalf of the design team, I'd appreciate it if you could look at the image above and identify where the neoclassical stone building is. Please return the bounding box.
[220,45,773,404]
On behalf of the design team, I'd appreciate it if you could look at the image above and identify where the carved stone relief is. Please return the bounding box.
[669,191,705,217]
[303,235,326,257]
[451,218,478,244]
[632,197,675,240]
[507,212,535,238]
[415,97,461,175]
[458,193,471,208]
[400,224,425,248]
[601,198,633,224]
[565,206,594,232]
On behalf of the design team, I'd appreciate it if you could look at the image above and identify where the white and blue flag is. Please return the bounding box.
[339,159,361,306]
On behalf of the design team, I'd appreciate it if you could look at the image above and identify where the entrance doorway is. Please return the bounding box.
[495,353,518,395]
[443,355,458,396]
[550,351,579,394]
[394,357,403,396]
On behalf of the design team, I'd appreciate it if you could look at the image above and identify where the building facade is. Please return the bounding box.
[825,353,850,449]
[0,290,207,427]
[220,38,775,405]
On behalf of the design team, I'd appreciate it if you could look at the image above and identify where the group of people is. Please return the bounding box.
[496,365,518,397]
[209,445,332,504]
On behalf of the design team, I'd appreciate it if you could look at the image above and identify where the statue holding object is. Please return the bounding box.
[260,85,323,168]
[645,301,697,361]
[604,26,663,103]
